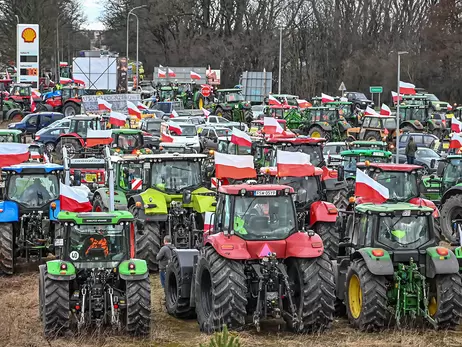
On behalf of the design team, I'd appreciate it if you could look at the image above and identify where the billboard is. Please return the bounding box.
[82,94,141,113]
[72,57,118,90]
[17,24,39,87]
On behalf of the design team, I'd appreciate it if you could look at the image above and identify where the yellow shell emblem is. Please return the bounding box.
[22,28,37,43]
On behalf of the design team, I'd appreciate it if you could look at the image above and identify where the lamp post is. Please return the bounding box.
[56,13,65,83]
[15,15,20,82]
[126,5,147,91]
[395,51,409,163]
[278,27,282,94]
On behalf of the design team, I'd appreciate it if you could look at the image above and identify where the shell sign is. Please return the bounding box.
[21,27,37,43]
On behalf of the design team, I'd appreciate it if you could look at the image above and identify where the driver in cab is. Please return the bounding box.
[22,178,52,202]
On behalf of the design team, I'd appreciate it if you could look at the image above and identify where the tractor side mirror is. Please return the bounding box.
[430,159,436,169]
[337,166,345,181]
[183,190,192,205]
[73,170,82,186]
[437,162,445,177]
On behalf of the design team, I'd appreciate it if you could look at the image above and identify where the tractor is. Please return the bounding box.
[0,93,23,122]
[346,114,397,150]
[347,140,388,151]
[41,86,83,117]
[301,106,351,141]
[399,105,445,138]
[6,83,40,112]
[0,162,63,274]
[39,210,151,337]
[164,183,335,333]
[110,129,154,155]
[335,202,462,331]
[128,153,216,271]
[208,88,253,123]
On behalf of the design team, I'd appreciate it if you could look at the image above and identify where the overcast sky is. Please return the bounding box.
[81,0,105,30]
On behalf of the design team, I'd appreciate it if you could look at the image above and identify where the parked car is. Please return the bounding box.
[8,112,64,135]
[138,81,155,99]
[168,123,202,152]
[199,126,231,150]
[139,118,167,137]
[203,115,248,132]
[345,91,374,110]
[251,105,266,119]
[42,116,72,130]
[398,132,438,150]
[34,126,69,152]
[395,147,440,175]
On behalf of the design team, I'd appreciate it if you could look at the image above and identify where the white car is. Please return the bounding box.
[204,115,248,132]
[323,142,348,166]
[169,123,202,152]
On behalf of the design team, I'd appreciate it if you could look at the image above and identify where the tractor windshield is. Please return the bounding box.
[443,160,462,185]
[225,92,245,102]
[151,160,201,192]
[401,108,426,122]
[68,224,127,267]
[372,171,418,201]
[232,196,296,240]
[119,163,143,190]
[378,215,430,248]
[279,176,321,206]
[7,174,59,207]
[383,118,397,129]
[115,133,142,150]
[218,140,251,155]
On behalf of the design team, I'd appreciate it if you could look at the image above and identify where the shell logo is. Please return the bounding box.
[21,27,37,43]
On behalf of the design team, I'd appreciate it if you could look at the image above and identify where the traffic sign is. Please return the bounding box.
[370,86,383,93]
[201,84,212,97]
[338,82,346,91]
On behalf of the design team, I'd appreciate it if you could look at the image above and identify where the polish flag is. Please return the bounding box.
[158,69,166,78]
[127,101,142,119]
[263,117,284,134]
[109,111,127,127]
[399,81,416,95]
[214,152,256,179]
[452,117,462,133]
[380,104,392,116]
[31,90,41,98]
[190,71,201,80]
[268,95,282,106]
[231,127,252,147]
[168,68,176,77]
[137,101,148,110]
[59,182,92,212]
[391,91,403,104]
[450,133,462,149]
[86,129,113,147]
[161,131,174,143]
[73,79,85,86]
[30,95,36,112]
[60,77,73,84]
[168,122,182,135]
[321,93,335,103]
[204,211,215,232]
[277,150,314,177]
[297,99,312,109]
[97,98,112,112]
[355,169,389,203]
[171,109,179,118]
[365,106,378,116]
[202,108,210,118]
[448,104,453,112]
[0,143,30,167]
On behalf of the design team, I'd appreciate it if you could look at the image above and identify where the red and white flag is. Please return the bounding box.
[161,131,174,143]
[214,152,256,179]
[109,111,127,127]
[0,143,30,167]
[268,95,282,106]
[399,81,416,95]
[127,101,142,119]
[171,109,179,118]
[321,93,335,103]
[137,101,148,110]
[60,77,73,84]
[450,133,462,149]
[97,98,112,112]
[73,79,85,86]
[263,117,284,134]
[231,127,252,147]
[391,91,403,104]
[204,211,215,232]
[131,178,143,190]
[365,106,378,116]
[277,150,314,177]
[86,129,113,147]
[168,122,182,135]
[190,71,201,80]
[59,182,92,212]
[32,90,41,98]
[355,169,389,203]
[158,69,166,78]
[448,104,453,111]
[452,117,462,133]
[297,99,311,109]
[168,68,176,77]
[202,108,210,118]
[380,104,391,116]
[30,95,36,112]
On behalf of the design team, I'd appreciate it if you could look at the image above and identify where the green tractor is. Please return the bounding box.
[208,88,253,123]
[39,210,151,337]
[128,153,216,271]
[399,105,445,138]
[336,202,462,331]
[301,106,351,141]
[0,97,23,122]
[159,86,179,102]
[110,129,155,155]
[347,140,388,151]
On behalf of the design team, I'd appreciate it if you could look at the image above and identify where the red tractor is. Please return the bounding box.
[42,86,83,116]
[165,183,335,333]
[6,83,41,112]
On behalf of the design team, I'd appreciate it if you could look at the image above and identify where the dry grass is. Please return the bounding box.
[1,273,462,347]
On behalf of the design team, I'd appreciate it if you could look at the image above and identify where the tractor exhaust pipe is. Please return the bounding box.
[104,146,115,212]
[63,146,70,185]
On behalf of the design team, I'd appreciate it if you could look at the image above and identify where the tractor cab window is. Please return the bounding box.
[279,176,321,206]
[343,156,357,174]
[282,145,323,167]
[115,134,141,150]
[233,195,296,240]
[269,108,284,118]
[7,174,59,207]
[13,87,30,96]
[443,160,462,183]
[372,171,418,201]
[228,142,251,155]
[119,163,143,190]
[0,134,17,142]
[225,92,244,103]
[369,118,380,128]
[68,224,127,265]
[377,214,430,248]
[151,160,201,192]
[383,118,397,129]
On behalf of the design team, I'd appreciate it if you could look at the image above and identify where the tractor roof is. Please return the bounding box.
[57,210,134,224]
[402,95,427,99]
[271,94,299,99]
[251,119,286,124]
[12,83,31,87]
[2,163,63,173]
[351,140,387,146]
[444,155,462,161]
[111,129,142,134]
[357,163,422,172]
[260,166,323,177]
[217,88,241,92]
[340,149,392,157]
[362,114,395,119]
[219,183,294,195]
[69,115,101,120]
[308,106,337,111]
[136,153,207,161]
[355,202,433,214]
[265,136,326,145]
[399,104,426,109]
[0,129,22,135]
[325,101,352,105]
[111,155,144,163]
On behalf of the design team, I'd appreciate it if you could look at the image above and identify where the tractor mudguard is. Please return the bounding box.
[441,186,462,205]
[5,108,23,121]
[139,189,168,214]
[118,259,149,280]
[425,247,459,278]
[173,249,199,304]
[46,260,76,280]
[129,195,168,222]
[49,199,60,221]
[315,122,332,131]
[309,201,338,225]
[334,257,351,301]
[352,248,394,275]
[285,232,325,258]
[0,201,19,222]
[185,187,216,213]
[204,233,252,260]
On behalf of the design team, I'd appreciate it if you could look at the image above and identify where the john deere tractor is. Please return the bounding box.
[128,153,216,271]
[399,105,445,138]
[165,183,335,333]
[39,210,151,337]
[301,106,351,141]
[209,88,253,123]
[336,202,462,331]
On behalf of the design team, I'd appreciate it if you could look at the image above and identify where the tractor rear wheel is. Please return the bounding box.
[0,223,14,275]
[345,258,387,331]
[165,251,195,318]
[401,125,414,133]
[329,186,349,211]
[308,125,326,138]
[38,265,46,322]
[244,110,253,123]
[125,278,151,336]
[137,221,161,272]
[440,194,462,243]
[43,270,70,337]
[195,245,247,333]
[314,223,339,260]
[428,273,462,329]
[62,103,80,117]
[284,253,335,333]
[364,131,380,142]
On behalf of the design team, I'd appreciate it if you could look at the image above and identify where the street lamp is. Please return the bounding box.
[56,13,65,83]
[395,51,409,163]
[126,5,147,90]
[278,27,282,94]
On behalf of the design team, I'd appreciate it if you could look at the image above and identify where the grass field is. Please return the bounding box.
[1,273,462,347]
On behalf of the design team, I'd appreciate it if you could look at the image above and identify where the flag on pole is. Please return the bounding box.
[450,133,462,149]
[355,169,389,203]
[190,71,201,80]
[86,129,113,147]
[263,117,284,134]
[127,101,142,119]
[277,150,314,177]
[60,183,92,212]
[321,93,335,103]
[214,152,256,179]
[399,81,416,95]
[231,127,252,147]
[97,98,112,111]
[109,111,127,127]
[380,104,392,116]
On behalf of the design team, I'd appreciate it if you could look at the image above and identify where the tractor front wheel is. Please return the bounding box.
[326,186,349,211]
[345,258,387,331]
[284,253,335,333]
[428,273,462,329]
[364,131,380,142]
[440,194,462,243]
[0,223,14,274]
[137,221,161,272]
[125,278,151,336]
[195,245,247,333]
[43,270,70,337]
[62,103,80,117]
[314,223,339,260]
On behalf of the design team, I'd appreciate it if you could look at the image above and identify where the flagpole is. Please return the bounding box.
[278,27,282,94]
[395,51,408,163]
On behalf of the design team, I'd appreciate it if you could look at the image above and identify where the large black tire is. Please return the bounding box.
[345,258,387,331]
[92,194,108,212]
[434,217,442,243]
[314,222,339,260]
[364,131,380,142]
[428,273,462,329]
[223,111,232,120]
[284,253,335,333]
[62,102,80,117]
[38,265,46,322]
[244,110,253,123]
[440,195,462,243]
[165,251,195,318]
[125,278,151,336]
[43,270,70,337]
[195,245,247,333]
[54,139,81,161]
[328,187,349,211]
[308,125,326,139]
[138,221,161,272]
[0,223,14,275]
[215,107,224,117]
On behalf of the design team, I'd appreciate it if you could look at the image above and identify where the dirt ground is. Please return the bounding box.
[1,273,462,347]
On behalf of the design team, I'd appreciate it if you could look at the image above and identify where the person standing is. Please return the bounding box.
[405,136,417,164]
[156,235,175,288]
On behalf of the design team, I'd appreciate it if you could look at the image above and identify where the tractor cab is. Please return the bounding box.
[61,86,85,101]
[9,83,32,100]
[111,155,145,193]
[346,114,397,149]
[216,88,245,104]
[111,129,152,155]
[0,129,23,143]
[68,115,103,136]
[303,106,351,140]
[159,86,178,101]
[338,149,392,181]
[216,135,256,155]
[399,105,445,136]
[348,140,388,151]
